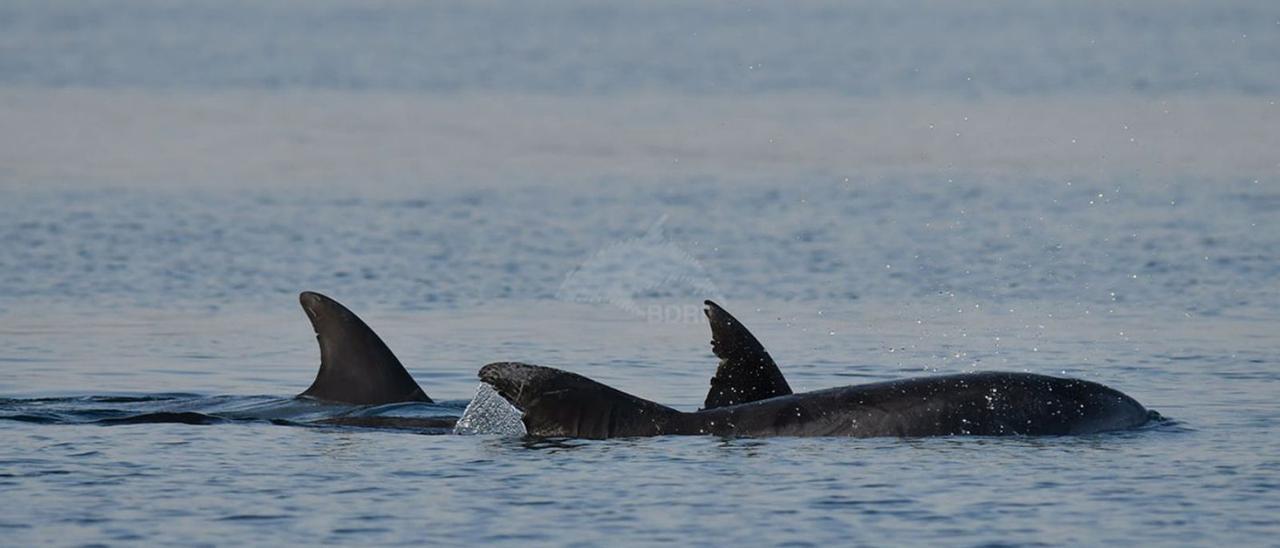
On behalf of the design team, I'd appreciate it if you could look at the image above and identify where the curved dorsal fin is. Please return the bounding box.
[298,292,431,404]
[702,300,792,409]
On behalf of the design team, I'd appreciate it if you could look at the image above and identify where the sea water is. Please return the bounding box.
[2,1,1279,545]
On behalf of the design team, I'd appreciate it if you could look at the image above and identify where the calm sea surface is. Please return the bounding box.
[3,1,1279,546]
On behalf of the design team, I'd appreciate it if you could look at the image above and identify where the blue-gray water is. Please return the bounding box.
[3,1,1279,546]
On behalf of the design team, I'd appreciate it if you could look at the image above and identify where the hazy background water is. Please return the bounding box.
[2,1,1279,546]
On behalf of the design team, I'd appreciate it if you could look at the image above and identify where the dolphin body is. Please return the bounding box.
[479,301,1156,439]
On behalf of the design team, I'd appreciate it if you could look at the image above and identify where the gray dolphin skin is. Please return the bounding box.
[298,291,432,405]
[479,302,1156,439]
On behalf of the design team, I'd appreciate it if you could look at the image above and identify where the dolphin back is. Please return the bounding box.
[479,362,684,438]
[693,372,1154,437]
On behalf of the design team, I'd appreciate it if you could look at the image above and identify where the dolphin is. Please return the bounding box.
[478,301,1157,439]
[297,291,431,405]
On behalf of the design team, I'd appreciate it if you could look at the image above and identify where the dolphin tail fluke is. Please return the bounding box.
[701,300,792,409]
[298,291,432,405]
[479,362,682,439]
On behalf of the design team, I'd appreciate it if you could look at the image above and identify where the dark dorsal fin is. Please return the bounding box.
[702,300,792,409]
[298,291,431,404]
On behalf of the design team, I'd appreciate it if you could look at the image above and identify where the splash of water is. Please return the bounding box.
[452,383,527,436]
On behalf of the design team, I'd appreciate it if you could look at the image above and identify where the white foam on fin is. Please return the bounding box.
[453,383,527,436]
